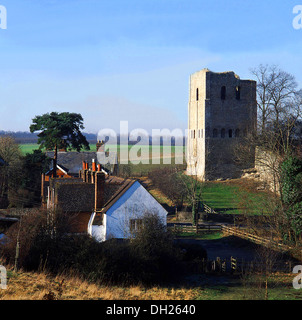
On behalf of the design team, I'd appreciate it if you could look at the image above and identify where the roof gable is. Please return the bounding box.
[46,164,69,176]
[102,180,168,216]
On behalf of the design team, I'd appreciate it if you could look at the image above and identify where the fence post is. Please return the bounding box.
[231,256,237,273]
[14,240,20,272]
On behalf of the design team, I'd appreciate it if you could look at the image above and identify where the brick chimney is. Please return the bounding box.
[95,172,105,211]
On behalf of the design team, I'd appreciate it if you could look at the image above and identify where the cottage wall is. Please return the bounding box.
[89,181,167,242]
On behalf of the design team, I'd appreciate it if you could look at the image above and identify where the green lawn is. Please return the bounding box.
[195,273,302,300]
[200,181,272,215]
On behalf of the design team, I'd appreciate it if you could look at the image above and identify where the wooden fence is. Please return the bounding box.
[199,256,295,274]
[203,204,217,214]
[170,223,222,234]
[221,225,293,252]
[169,223,293,253]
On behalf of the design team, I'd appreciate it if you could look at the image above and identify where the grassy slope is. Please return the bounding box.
[200,180,273,215]
[0,268,197,300]
[1,267,301,300]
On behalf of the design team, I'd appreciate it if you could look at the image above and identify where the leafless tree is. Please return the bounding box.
[251,64,302,139]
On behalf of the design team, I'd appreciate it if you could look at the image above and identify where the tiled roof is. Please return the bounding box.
[101,178,137,213]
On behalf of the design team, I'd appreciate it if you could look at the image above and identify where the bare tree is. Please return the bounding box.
[251,65,302,136]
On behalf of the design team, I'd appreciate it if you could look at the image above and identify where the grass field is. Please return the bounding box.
[19,143,185,159]
[200,181,271,215]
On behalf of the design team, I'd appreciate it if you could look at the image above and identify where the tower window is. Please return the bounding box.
[221,129,226,138]
[221,86,226,100]
[213,129,218,138]
[229,129,233,138]
[196,88,199,101]
[235,129,240,138]
[236,86,241,100]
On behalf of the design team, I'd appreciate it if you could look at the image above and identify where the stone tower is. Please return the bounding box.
[186,69,257,180]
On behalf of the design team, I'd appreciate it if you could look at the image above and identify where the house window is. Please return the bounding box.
[236,86,241,100]
[213,129,218,138]
[221,86,226,100]
[235,129,240,138]
[196,88,199,101]
[229,129,233,138]
[93,213,104,226]
[221,129,226,138]
[130,219,144,233]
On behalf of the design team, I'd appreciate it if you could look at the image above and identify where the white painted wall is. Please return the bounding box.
[88,181,167,242]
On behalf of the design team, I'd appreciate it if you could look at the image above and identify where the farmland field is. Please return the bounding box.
[19,143,186,157]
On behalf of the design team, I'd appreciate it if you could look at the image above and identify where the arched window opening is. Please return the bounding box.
[213,129,218,138]
[221,86,226,100]
[221,129,226,138]
[236,86,241,100]
[235,129,240,138]
[229,129,233,138]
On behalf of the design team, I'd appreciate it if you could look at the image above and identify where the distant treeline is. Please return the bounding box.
[0,130,186,146]
[0,131,98,144]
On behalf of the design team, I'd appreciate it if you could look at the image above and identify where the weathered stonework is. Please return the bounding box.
[186,69,257,180]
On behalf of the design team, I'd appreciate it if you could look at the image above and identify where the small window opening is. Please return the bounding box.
[221,86,226,100]
[221,129,226,138]
[236,86,241,100]
[213,129,218,138]
[235,129,240,138]
[229,129,233,138]
[196,88,199,101]
[130,219,144,233]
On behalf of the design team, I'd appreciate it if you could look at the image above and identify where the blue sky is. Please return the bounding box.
[0,0,301,133]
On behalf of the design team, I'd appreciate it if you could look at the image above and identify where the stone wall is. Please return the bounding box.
[254,147,281,193]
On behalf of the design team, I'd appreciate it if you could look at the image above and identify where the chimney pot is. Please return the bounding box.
[92,159,96,171]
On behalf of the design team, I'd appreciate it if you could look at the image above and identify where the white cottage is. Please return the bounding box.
[44,161,168,240]
[88,178,167,242]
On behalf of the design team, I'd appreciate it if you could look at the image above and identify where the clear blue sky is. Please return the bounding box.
[0,0,301,133]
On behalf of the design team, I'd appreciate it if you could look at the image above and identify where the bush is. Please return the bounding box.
[1,211,204,285]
